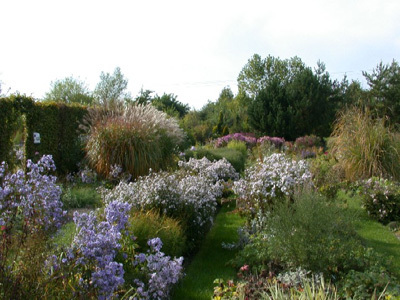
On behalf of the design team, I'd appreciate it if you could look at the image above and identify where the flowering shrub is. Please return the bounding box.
[214,133,257,148]
[233,153,311,214]
[103,158,237,249]
[0,155,65,298]
[178,157,239,183]
[0,154,64,231]
[294,134,322,149]
[68,200,131,299]
[357,177,400,223]
[134,238,184,300]
[257,136,285,149]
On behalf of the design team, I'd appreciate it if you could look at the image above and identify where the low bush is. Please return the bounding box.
[128,210,186,257]
[61,185,102,209]
[227,140,247,157]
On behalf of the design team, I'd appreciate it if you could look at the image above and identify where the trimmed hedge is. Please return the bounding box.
[0,96,87,174]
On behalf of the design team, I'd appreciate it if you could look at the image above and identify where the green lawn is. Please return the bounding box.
[339,191,400,277]
[171,202,245,300]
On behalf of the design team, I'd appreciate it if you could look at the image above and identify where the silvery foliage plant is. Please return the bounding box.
[233,153,312,214]
[0,154,64,231]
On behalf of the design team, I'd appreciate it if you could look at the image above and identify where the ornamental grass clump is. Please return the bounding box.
[82,104,185,180]
[329,106,400,181]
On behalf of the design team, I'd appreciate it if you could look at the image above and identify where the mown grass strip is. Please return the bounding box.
[171,202,245,300]
[340,191,400,277]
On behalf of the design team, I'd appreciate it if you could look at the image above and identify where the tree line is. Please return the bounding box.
[15,55,400,144]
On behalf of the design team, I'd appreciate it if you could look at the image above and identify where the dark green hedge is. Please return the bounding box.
[0,96,87,174]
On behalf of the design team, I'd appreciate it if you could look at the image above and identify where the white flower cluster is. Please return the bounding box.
[233,153,312,212]
[178,157,239,183]
[103,157,237,241]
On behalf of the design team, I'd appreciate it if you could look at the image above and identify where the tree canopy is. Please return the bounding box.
[93,67,131,107]
[43,76,94,105]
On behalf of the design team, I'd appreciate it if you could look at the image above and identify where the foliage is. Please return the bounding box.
[227,140,247,158]
[363,59,400,125]
[0,97,20,166]
[240,55,342,139]
[357,177,400,223]
[329,106,400,181]
[233,153,312,215]
[133,238,184,300]
[0,155,65,298]
[151,93,189,118]
[213,274,339,300]
[294,134,322,149]
[128,210,186,257]
[43,76,94,105]
[61,184,102,209]
[250,192,364,277]
[185,147,247,173]
[93,67,131,108]
[310,154,344,199]
[102,157,237,250]
[82,103,184,179]
[213,132,257,148]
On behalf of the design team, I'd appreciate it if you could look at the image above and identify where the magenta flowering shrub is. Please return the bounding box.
[214,133,257,148]
[294,135,322,149]
[0,155,64,231]
[257,136,285,149]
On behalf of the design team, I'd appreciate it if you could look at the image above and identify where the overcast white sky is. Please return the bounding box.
[1,0,399,109]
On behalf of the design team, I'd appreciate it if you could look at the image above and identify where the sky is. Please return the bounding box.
[1,0,399,110]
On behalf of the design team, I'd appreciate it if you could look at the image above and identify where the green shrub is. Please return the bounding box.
[128,210,186,257]
[329,106,400,181]
[61,185,102,209]
[233,191,364,278]
[227,140,247,157]
[83,104,184,179]
[310,154,344,199]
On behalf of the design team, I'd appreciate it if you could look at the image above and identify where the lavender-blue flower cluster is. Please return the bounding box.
[134,238,184,300]
[71,199,131,299]
[0,155,64,230]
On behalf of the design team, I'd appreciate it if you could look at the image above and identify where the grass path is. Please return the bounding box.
[171,201,245,300]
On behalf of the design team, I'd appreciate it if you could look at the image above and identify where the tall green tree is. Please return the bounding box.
[151,93,189,118]
[363,60,400,124]
[43,76,94,105]
[246,55,341,140]
[93,67,131,107]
